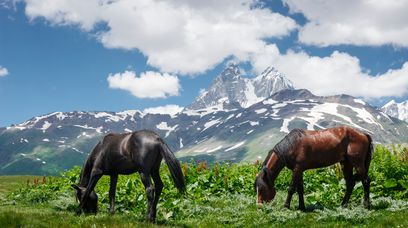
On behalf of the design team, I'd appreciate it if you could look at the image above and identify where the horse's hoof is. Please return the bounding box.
[147,214,156,223]
[364,203,371,210]
[147,217,155,223]
[76,209,82,216]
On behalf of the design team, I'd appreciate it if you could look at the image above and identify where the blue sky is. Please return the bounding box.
[1,0,408,127]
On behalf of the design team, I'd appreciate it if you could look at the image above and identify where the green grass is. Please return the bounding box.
[0,206,168,228]
[0,192,407,227]
[0,176,39,200]
[1,144,408,227]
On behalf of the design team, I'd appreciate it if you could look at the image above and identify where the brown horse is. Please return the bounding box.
[72,130,185,222]
[255,126,373,210]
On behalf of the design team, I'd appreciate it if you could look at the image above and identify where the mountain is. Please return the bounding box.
[381,100,408,122]
[186,64,294,110]
[1,66,407,175]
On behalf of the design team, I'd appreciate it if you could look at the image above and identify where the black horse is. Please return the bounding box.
[72,130,185,221]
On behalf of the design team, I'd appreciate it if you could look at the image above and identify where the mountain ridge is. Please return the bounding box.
[1,65,407,175]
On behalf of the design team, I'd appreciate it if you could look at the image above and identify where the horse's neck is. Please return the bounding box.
[79,158,93,187]
[265,152,284,183]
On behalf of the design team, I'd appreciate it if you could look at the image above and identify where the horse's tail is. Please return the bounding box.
[364,133,373,172]
[158,138,186,193]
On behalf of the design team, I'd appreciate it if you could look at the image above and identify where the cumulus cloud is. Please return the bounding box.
[22,0,297,74]
[107,70,180,99]
[19,0,408,99]
[284,0,408,46]
[143,104,184,115]
[251,44,408,99]
[0,66,8,77]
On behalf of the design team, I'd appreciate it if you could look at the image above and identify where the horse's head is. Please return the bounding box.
[255,167,276,206]
[71,184,98,214]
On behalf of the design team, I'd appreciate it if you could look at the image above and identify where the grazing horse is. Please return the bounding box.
[71,130,185,221]
[255,126,373,210]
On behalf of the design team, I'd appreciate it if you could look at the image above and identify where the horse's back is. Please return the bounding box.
[304,126,367,144]
[302,126,348,150]
[98,132,132,152]
[132,130,162,144]
[294,126,369,168]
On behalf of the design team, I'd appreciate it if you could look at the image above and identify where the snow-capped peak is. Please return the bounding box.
[256,66,281,79]
[381,99,408,122]
[382,99,396,108]
[221,63,241,80]
[186,65,294,110]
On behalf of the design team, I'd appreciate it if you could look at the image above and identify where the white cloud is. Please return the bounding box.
[107,70,180,99]
[0,66,8,77]
[22,0,297,74]
[284,0,408,46]
[143,104,184,115]
[251,44,408,99]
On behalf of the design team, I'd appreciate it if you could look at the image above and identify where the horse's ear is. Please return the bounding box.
[262,167,268,178]
[71,184,80,191]
[262,167,273,185]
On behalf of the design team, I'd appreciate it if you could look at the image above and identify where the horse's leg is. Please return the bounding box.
[356,166,371,209]
[341,161,355,207]
[284,168,301,209]
[140,172,155,222]
[150,169,164,221]
[296,172,305,211]
[80,168,103,208]
[109,174,118,214]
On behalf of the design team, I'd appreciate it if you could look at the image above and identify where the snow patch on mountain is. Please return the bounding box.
[40,121,52,132]
[93,112,124,122]
[156,122,178,137]
[354,99,366,105]
[202,119,221,132]
[179,138,184,149]
[243,81,263,108]
[74,125,103,133]
[144,105,183,116]
[225,141,246,152]
[281,117,296,133]
[255,108,267,114]
[249,121,259,126]
[207,145,223,153]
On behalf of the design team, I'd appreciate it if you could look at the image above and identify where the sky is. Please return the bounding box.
[0,0,408,127]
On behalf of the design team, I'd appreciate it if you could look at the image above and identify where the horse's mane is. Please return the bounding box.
[262,129,305,166]
[79,157,93,187]
[79,140,103,187]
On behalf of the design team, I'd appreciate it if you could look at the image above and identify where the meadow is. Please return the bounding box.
[1,145,408,227]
